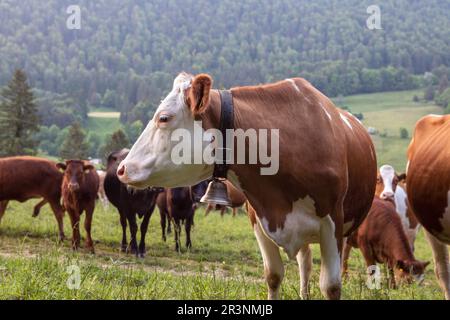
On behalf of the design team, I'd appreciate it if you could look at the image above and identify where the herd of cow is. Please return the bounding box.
[0,73,449,300]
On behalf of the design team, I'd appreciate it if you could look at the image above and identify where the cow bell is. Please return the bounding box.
[200,179,232,207]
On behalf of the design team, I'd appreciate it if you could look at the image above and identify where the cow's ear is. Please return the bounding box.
[56,163,66,171]
[83,164,95,173]
[397,173,407,182]
[189,74,212,115]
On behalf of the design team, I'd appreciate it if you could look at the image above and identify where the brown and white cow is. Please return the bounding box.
[96,169,109,209]
[406,114,450,299]
[116,73,377,300]
[0,156,65,240]
[376,164,420,251]
[342,196,429,288]
[58,160,99,253]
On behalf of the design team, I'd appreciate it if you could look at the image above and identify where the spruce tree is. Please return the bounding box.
[59,122,90,159]
[100,129,129,161]
[0,69,39,156]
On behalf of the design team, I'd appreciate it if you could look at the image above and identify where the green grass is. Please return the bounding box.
[335,90,443,171]
[0,200,446,300]
[1,89,447,300]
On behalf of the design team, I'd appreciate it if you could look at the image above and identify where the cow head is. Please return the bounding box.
[57,160,95,192]
[395,259,430,284]
[106,149,130,173]
[375,165,406,201]
[117,72,215,189]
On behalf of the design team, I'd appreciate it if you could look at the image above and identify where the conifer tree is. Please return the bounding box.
[0,69,39,156]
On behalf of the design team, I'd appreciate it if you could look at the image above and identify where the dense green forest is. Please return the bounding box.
[0,0,450,157]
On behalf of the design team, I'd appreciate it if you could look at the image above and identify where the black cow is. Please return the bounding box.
[104,149,162,257]
[157,181,208,251]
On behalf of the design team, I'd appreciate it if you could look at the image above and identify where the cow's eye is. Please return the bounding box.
[159,114,170,123]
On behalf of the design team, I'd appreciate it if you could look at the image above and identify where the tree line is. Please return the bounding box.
[0,70,129,161]
[0,0,449,128]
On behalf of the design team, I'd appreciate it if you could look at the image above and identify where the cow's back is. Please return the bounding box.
[230,78,376,234]
[407,115,450,243]
[339,110,377,235]
[0,156,62,201]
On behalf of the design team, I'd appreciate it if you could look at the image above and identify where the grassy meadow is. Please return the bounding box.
[0,89,448,300]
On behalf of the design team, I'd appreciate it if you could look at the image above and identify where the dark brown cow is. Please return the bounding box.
[157,182,207,251]
[117,73,377,299]
[407,114,450,299]
[57,160,99,253]
[104,149,162,257]
[0,156,65,240]
[205,180,246,217]
[342,197,429,287]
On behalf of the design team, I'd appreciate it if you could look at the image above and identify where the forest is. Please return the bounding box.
[0,0,449,157]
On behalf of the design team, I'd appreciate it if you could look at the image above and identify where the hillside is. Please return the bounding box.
[0,0,449,115]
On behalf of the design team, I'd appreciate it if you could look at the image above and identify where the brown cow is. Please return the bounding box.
[57,160,99,253]
[407,114,450,299]
[342,197,429,287]
[205,180,246,217]
[117,73,377,300]
[0,156,65,240]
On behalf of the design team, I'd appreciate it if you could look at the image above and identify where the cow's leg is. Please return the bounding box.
[425,230,450,300]
[0,200,8,223]
[48,199,65,241]
[119,211,127,252]
[173,219,182,252]
[254,221,284,300]
[319,215,342,300]
[232,208,237,217]
[341,238,352,277]
[204,204,212,216]
[166,211,172,234]
[127,213,138,256]
[84,202,95,254]
[185,215,193,249]
[296,244,312,300]
[160,208,167,242]
[32,199,47,217]
[138,210,153,258]
[67,208,80,250]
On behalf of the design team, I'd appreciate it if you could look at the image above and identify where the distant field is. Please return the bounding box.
[86,114,122,140]
[336,90,443,172]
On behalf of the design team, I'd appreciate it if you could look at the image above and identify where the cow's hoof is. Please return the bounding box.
[121,246,127,253]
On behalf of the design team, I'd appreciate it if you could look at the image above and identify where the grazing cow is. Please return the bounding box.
[157,181,207,251]
[117,73,377,299]
[104,149,162,257]
[96,170,109,209]
[406,114,450,299]
[342,197,429,287]
[205,180,246,217]
[376,165,420,251]
[58,160,99,253]
[0,156,65,240]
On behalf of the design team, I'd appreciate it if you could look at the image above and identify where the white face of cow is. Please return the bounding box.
[379,164,397,200]
[117,73,214,188]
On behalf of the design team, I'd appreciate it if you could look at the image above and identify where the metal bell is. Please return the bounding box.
[200,179,232,206]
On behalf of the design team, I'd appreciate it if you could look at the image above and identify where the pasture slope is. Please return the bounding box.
[0,89,447,300]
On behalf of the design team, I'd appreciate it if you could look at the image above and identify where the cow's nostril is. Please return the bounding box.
[117,165,125,177]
